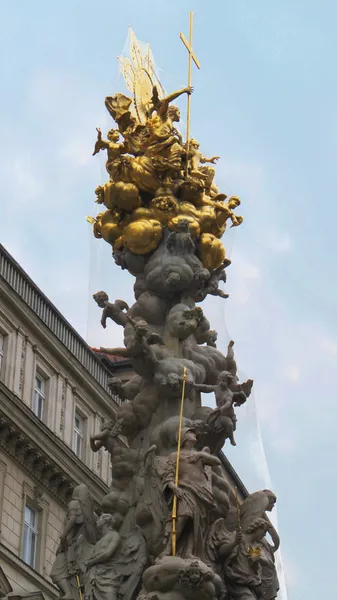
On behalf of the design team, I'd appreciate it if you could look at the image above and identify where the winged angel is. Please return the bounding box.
[102,29,192,181]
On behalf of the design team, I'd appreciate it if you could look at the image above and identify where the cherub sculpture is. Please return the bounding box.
[93,292,129,329]
[93,128,129,179]
[192,370,252,449]
[90,419,123,456]
[187,138,219,195]
[206,330,218,348]
[195,370,250,409]
[225,340,254,400]
[195,260,231,302]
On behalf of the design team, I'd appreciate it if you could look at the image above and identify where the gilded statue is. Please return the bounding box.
[187,138,219,195]
[88,27,243,263]
[145,86,193,175]
[92,128,129,179]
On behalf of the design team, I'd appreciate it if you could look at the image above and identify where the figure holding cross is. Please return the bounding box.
[145,84,193,175]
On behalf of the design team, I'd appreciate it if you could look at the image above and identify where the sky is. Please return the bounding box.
[0,0,336,597]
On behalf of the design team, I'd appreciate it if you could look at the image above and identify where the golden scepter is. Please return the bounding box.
[171,366,187,556]
[76,575,83,600]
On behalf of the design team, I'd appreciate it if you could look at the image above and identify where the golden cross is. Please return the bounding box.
[180,11,200,175]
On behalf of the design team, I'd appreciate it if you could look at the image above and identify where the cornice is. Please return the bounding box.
[0,543,58,599]
[0,565,12,598]
[0,382,109,507]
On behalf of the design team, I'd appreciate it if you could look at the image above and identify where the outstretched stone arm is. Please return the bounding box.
[107,376,126,399]
[192,382,217,394]
[90,430,107,452]
[93,128,110,154]
[100,346,129,357]
[267,521,280,552]
[158,86,193,116]
[200,154,220,164]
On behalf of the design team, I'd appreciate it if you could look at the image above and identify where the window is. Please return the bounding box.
[0,333,4,372]
[22,505,38,568]
[33,374,45,420]
[73,411,84,458]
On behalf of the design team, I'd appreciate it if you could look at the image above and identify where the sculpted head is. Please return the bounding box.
[228,196,241,209]
[245,517,269,541]
[135,320,149,337]
[166,373,180,390]
[107,128,120,142]
[189,138,200,150]
[97,513,122,533]
[180,427,197,448]
[168,105,180,122]
[93,291,109,308]
[217,370,234,388]
[180,561,202,586]
[263,489,277,511]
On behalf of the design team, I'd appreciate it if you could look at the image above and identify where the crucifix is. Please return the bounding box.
[180,11,200,176]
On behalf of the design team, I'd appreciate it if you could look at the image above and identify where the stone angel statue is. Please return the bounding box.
[84,514,147,600]
[51,484,98,600]
[135,444,169,556]
[224,489,280,600]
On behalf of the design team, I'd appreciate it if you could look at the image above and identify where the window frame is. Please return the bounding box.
[73,409,85,459]
[32,371,47,421]
[20,483,49,575]
[22,504,39,569]
[0,330,7,379]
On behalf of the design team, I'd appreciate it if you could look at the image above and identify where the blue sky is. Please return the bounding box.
[1,1,336,597]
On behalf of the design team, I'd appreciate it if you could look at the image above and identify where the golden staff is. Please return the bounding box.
[171,366,187,556]
[76,575,83,600]
[180,11,200,177]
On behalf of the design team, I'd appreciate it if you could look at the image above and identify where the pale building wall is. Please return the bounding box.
[0,452,66,595]
[0,293,114,486]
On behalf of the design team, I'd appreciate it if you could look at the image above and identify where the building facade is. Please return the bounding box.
[0,244,130,600]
